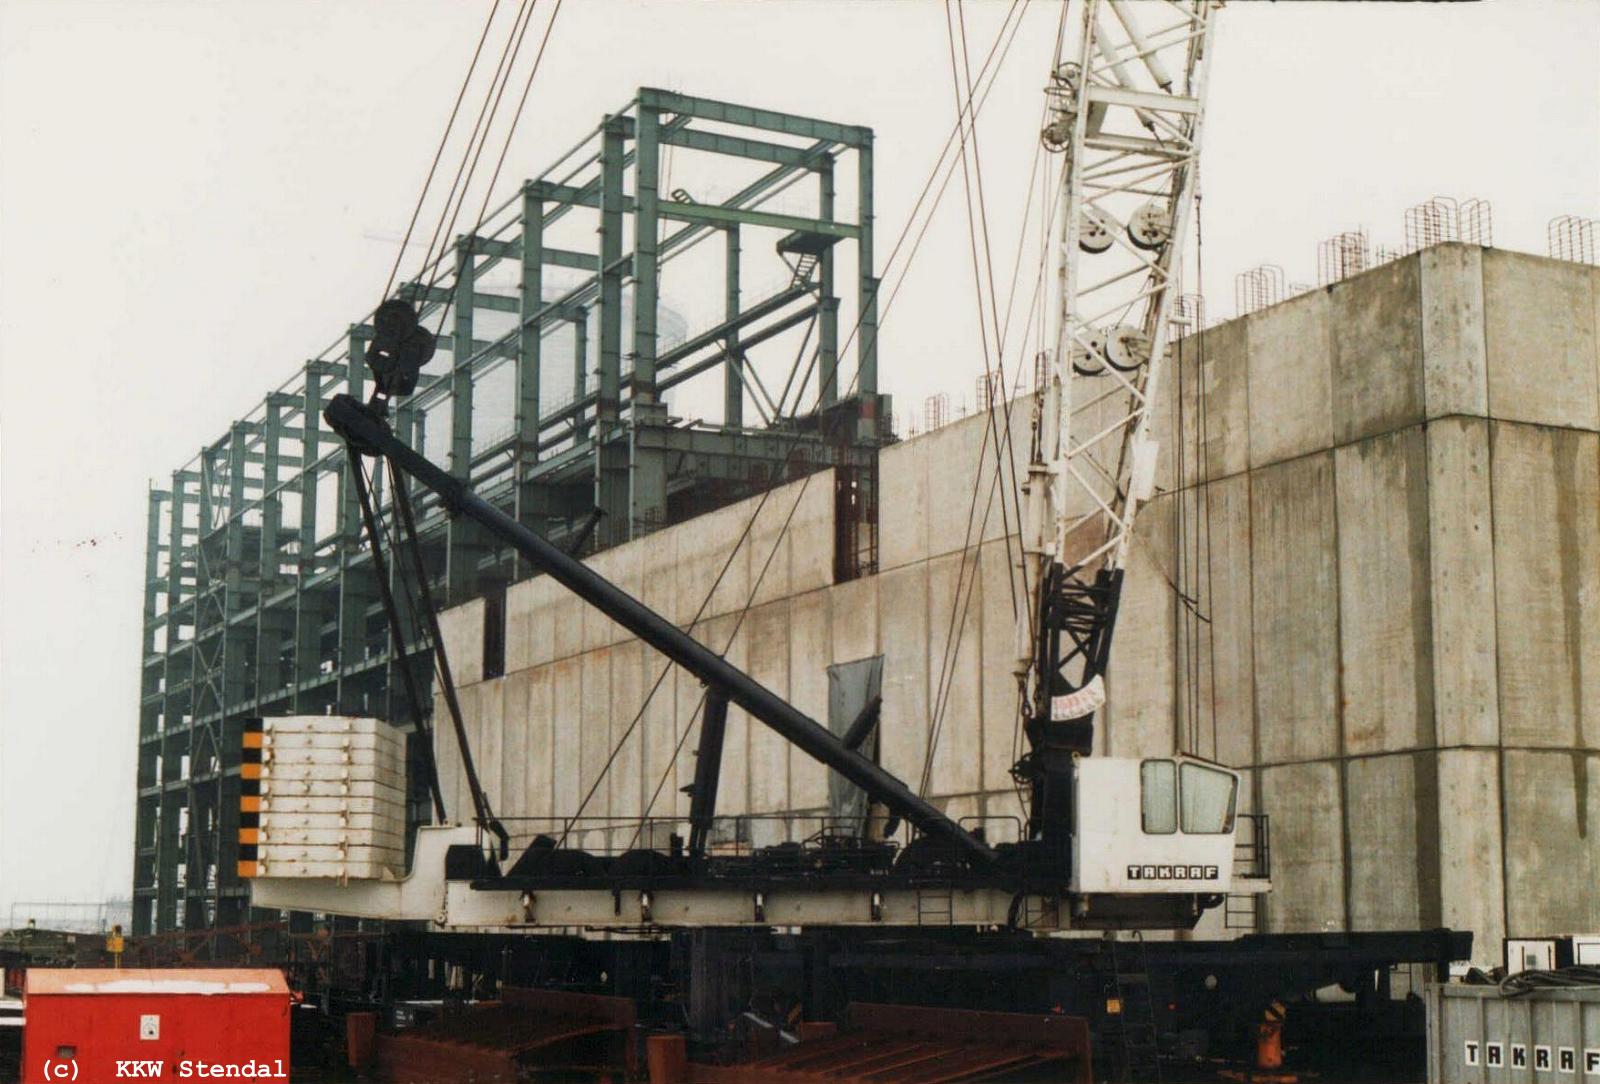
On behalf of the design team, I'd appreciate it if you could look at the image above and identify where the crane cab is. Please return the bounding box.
[1071,755,1256,898]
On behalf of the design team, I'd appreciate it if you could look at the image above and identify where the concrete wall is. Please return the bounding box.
[435,246,1600,961]
[434,415,1041,856]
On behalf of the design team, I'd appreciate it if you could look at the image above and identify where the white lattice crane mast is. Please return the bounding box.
[1016,0,1219,841]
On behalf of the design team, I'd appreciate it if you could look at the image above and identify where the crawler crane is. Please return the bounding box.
[249,0,1268,935]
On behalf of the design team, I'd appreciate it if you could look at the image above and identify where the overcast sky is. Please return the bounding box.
[2,0,1596,918]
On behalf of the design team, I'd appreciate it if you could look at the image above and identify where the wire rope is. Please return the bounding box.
[923,0,1071,800]
[381,0,505,304]
[530,0,1036,849]
[920,0,1015,798]
[417,0,539,307]
[625,0,1039,837]
[462,0,565,277]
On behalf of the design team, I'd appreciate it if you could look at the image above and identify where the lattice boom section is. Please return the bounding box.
[238,716,408,881]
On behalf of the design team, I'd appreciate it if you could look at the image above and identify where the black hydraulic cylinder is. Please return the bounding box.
[841,695,882,752]
[326,393,998,868]
[686,691,729,858]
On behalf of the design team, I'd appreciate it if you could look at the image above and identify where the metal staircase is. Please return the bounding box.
[788,251,820,286]
[776,228,835,289]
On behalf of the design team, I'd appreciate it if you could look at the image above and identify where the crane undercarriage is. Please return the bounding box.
[252,824,1258,933]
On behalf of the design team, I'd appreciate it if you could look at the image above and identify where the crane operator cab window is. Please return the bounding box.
[1141,759,1237,835]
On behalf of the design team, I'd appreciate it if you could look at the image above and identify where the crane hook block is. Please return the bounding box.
[367,299,436,399]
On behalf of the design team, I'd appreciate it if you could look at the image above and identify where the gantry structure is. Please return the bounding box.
[134,89,887,936]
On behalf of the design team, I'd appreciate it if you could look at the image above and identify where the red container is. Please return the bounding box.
[22,969,290,1083]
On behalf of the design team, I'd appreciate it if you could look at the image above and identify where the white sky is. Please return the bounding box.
[1,0,1596,916]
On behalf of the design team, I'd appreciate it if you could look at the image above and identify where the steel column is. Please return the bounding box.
[142,489,166,661]
[572,309,591,445]
[631,108,660,403]
[448,239,480,601]
[595,116,629,544]
[133,486,169,935]
[629,106,668,536]
[724,226,742,426]
[341,333,366,543]
[517,187,545,469]
[516,185,548,576]
[818,159,839,406]
[254,394,291,703]
[596,118,627,433]
[338,331,378,712]
[293,365,326,708]
[856,132,878,410]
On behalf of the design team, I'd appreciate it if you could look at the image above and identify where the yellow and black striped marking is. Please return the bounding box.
[238,717,263,878]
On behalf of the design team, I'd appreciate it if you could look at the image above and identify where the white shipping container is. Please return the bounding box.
[1425,982,1600,1083]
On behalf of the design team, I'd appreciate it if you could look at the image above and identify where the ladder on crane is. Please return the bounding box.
[1107,934,1164,1083]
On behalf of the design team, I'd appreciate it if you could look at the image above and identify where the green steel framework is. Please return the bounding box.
[134,89,887,936]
